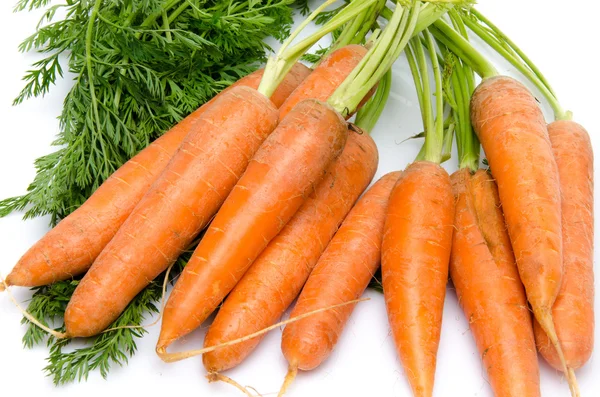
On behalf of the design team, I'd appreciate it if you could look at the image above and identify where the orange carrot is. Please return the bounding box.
[381,161,454,397]
[470,76,574,383]
[4,64,310,288]
[64,86,280,337]
[202,131,378,373]
[156,99,348,354]
[280,171,399,376]
[534,120,594,372]
[278,45,367,119]
[450,168,540,397]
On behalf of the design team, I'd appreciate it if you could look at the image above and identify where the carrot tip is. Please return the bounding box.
[277,366,298,397]
[534,308,580,397]
[206,372,256,397]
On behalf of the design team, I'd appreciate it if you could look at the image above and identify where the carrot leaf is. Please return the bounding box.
[2,0,300,225]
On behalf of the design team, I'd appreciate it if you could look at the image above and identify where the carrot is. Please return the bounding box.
[379,29,455,397]
[156,99,348,353]
[202,130,378,373]
[278,45,367,119]
[64,86,280,337]
[3,64,310,288]
[534,120,594,372]
[381,162,454,397]
[432,18,579,395]
[280,171,399,377]
[450,169,541,397]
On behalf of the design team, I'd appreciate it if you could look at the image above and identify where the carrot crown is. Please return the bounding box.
[258,0,379,99]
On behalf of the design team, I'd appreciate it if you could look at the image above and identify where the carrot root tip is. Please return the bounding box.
[277,366,298,397]
[534,309,580,397]
[206,372,257,397]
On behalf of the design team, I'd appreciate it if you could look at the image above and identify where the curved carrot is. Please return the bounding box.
[156,99,348,353]
[4,64,311,288]
[470,76,572,378]
[381,161,454,397]
[281,171,399,373]
[534,120,594,371]
[202,131,378,373]
[450,168,540,397]
[278,45,367,119]
[64,86,280,337]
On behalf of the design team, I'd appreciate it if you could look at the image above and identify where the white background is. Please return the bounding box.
[1,1,599,396]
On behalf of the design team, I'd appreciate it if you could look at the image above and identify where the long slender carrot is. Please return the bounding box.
[281,171,399,375]
[380,29,454,397]
[278,45,367,119]
[534,120,594,372]
[3,64,310,288]
[451,168,541,397]
[202,130,378,373]
[470,75,567,364]
[64,86,280,337]
[382,162,454,397]
[156,99,348,353]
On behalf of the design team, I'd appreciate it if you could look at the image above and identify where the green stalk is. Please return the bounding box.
[258,0,378,98]
[355,68,392,132]
[328,1,424,117]
[430,18,497,79]
[85,0,103,139]
[460,9,570,120]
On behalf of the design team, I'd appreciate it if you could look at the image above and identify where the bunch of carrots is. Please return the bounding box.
[1,1,594,396]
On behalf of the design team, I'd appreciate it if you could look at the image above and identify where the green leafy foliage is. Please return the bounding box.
[22,247,192,384]
[2,0,298,225]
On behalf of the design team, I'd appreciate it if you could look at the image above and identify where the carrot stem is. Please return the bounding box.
[460,9,571,121]
[329,0,439,116]
[355,68,392,132]
[430,18,498,79]
[258,0,377,98]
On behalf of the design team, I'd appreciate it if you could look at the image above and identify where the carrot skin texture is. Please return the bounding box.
[278,45,368,120]
[202,132,379,372]
[157,100,348,350]
[282,171,400,371]
[381,161,454,397]
[5,64,311,288]
[64,86,279,337]
[450,168,541,397]
[534,120,594,371]
[470,76,563,320]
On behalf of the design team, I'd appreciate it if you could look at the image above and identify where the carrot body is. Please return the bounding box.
[381,161,454,397]
[470,76,564,347]
[281,171,400,371]
[5,64,310,288]
[278,45,367,120]
[450,168,540,397]
[534,120,594,371]
[202,132,378,372]
[157,99,348,351]
[64,86,280,337]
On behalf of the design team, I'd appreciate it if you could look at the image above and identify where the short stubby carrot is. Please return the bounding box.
[202,131,378,373]
[64,86,279,337]
[451,168,541,397]
[4,64,310,288]
[470,76,565,360]
[281,171,400,373]
[534,120,594,371]
[278,45,367,119]
[156,99,348,353]
[381,161,454,397]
